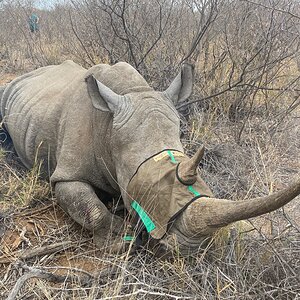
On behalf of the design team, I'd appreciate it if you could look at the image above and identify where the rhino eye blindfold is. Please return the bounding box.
[126,149,211,244]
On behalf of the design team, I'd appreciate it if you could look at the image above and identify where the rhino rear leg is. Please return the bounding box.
[0,85,5,126]
[55,181,126,250]
[0,85,5,102]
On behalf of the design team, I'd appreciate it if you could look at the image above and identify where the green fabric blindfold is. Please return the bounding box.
[127,150,213,239]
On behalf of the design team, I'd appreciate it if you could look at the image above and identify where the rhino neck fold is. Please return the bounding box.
[91,111,120,193]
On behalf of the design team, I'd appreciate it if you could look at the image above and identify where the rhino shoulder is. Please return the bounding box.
[60,60,85,71]
[113,61,137,72]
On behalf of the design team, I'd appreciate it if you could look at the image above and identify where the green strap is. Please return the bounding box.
[167,150,177,163]
[188,185,200,197]
[123,235,134,241]
[131,200,156,233]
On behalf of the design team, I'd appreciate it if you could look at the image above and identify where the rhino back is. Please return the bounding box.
[1,61,88,174]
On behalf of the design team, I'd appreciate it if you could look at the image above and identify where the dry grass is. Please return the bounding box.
[0,106,299,299]
[0,200,299,299]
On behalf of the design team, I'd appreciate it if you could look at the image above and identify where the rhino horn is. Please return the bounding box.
[177,146,205,185]
[181,179,300,236]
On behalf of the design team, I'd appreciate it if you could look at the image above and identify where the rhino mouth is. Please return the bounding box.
[151,232,211,259]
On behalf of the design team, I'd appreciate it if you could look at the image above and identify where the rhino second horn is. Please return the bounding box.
[177,146,205,185]
[181,179,300,236]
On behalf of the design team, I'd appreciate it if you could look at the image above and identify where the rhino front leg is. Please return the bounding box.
[55,181,125,249]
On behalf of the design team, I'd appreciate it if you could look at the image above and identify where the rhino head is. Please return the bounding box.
[87,63,300,257]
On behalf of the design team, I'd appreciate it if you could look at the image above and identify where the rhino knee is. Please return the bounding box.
[55,181,110,231]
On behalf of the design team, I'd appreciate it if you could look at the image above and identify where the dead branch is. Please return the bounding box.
[68,8,96,66]
[180,0,220,64]
[241,0,300,20]
[6,262,93,300]
[0,241,73,264]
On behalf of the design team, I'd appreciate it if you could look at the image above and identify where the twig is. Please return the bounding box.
[240,0,300,20]
[0,241,73,264]
[248,220,298,278]
[6,263,93,300]
[98,289,193,300]
[6,268,53,300]
[16,203,54,217]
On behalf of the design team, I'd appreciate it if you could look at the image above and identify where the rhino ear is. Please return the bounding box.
[163,63,194,105]
[86,75,124,112]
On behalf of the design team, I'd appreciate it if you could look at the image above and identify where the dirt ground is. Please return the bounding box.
[0,73,17,86]
[0,201,107,272]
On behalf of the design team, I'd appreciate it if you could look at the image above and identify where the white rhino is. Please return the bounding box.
[0,61,299,256]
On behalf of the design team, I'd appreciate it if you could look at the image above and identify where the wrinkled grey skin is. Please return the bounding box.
[0,60,196,253]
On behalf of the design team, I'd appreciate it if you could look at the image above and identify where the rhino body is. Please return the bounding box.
[0,60,188,251]
[2,61,123,195]
[1,60,299,256]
